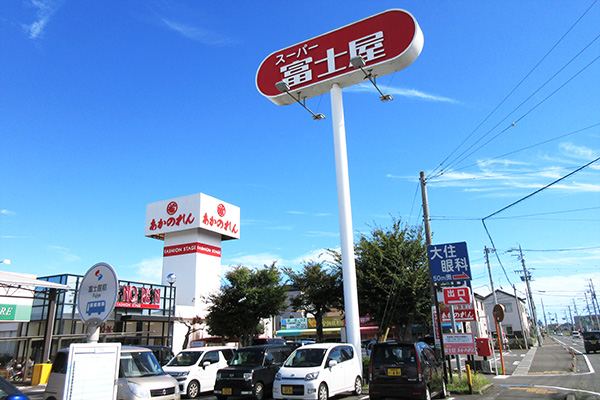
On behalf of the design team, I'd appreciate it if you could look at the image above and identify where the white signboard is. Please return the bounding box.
[145,193,240,240]
[64,343,121,400]
[77,263,119,325]
[282,318,308,330]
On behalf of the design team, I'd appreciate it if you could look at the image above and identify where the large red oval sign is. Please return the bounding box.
[256,9,423,105]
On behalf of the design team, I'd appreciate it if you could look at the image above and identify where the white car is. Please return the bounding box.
[273,343,362,400]
[163,346,234,398]
[44,346,180,400]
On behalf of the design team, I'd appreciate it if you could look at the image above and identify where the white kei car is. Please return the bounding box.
[163,346,234,398]
[273,343,362,400]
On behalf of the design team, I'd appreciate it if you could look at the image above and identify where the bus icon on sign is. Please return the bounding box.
[86,300,106,316]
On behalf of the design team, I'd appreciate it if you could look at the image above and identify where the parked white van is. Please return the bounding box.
[273,343,362,400]
[163,346,234,398]
[43,346,180,400]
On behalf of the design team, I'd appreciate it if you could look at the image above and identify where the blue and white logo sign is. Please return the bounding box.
[428,241,471,283]
[77,262,119,325]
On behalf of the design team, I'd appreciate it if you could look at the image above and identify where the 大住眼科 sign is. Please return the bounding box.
[428,242,471,283]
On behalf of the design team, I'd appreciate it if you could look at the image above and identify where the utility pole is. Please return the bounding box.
[541,298,549,335]
[567,305,574,331]
[512,245,542,346]
[513,285,528,349]
[584,292,593,330]
[572,299,583,331]
[589,279,600,329]
[420,172,448,382]
[485,246,506,374]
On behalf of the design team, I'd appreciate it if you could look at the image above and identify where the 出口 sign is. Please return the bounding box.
[443,286,471,305]
[256,9,423,105]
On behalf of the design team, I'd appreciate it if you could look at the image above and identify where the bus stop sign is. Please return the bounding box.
[77,262,119,325]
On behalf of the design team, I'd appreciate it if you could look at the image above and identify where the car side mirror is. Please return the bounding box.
[327,359,338,368]
[203,361,210,368]
[265,358,274,366]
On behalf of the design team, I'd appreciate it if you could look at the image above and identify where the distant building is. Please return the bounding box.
[482,289,531,344]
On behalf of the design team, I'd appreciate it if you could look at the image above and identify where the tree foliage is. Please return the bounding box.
[204,263,287,346]
[353,217,431,340]
[283,260,343,343]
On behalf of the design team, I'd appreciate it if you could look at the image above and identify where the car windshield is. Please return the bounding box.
[167,351,203,367]
[372,345,416,365]
[120,351,164,378]
[583,332,600,340]
[230,349,264,366]
[284,348,326,368]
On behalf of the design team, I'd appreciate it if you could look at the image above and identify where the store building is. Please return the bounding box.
[2,273,176,365]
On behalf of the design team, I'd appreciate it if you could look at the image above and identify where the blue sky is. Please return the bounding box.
[1,1,599,324]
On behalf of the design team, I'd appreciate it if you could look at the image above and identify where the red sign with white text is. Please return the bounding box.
[443,287,472,305]
[256,9,423,105]
[163,242,221,258]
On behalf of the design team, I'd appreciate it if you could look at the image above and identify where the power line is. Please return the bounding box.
[483,156,600,220]
[429,2,599,179]
[447,123,600,175]
[442,52,600,175]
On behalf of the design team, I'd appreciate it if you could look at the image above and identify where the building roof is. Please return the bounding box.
[0,270,70,290]
[478,289,526,303]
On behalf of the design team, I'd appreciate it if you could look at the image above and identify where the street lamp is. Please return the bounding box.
[166,273,177,347]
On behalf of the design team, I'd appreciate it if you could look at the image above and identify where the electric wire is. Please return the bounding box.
[483,156,600,221]
[428,1,599,180]
[439,39,600,176]
[447,122,600,175]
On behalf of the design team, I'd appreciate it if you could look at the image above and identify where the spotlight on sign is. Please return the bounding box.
[350,56,393,102]
[275,81,326,120]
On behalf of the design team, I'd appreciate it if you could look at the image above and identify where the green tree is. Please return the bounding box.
[204,263,287,346]
[283,260,343,343]
[353,217,431,340]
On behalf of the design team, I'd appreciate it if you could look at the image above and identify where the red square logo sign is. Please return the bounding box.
[443,287,471,305]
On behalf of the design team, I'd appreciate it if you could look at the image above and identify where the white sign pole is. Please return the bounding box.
[330,83,361,358]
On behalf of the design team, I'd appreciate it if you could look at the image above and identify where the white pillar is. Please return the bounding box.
[330,83,361,359]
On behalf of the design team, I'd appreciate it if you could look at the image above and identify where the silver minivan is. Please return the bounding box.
[43,346,180,400]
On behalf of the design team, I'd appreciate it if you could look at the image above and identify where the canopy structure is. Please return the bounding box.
[0,270,70,291]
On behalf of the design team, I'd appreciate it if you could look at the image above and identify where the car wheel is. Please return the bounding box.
[253,382,265,400]
[353,376,363,395]
[440,379,448,398]
[318,383,328,400]
[423,386,431,400]
[187,380,200,398]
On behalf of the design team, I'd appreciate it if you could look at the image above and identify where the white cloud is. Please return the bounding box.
[559,142,597,160]
[161,19,235,46]
[22,0,61,39]
[122,257,163,283]
[348,84,459,103]
[1,210,16,216]
[46,245,81,263]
